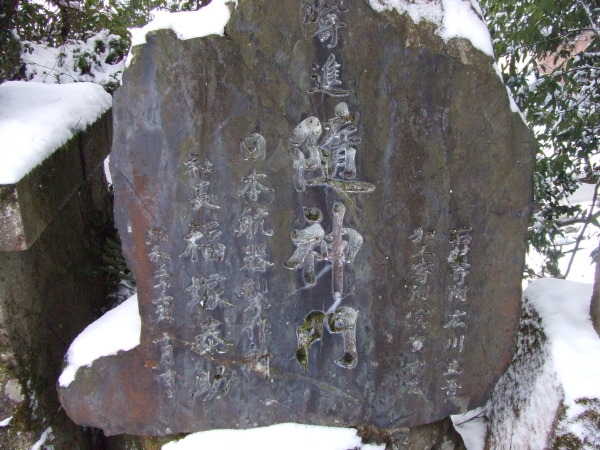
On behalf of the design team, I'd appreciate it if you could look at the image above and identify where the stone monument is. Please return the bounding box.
[59,0,535,437]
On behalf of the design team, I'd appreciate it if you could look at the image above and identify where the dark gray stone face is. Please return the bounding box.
[59,0,535,436]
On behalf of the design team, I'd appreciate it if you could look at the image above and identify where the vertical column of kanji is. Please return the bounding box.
[305,0,349,97]
[146,226,176,398]
[287,1,375,372]
[441,227,472,402]
[403,228,436,395]
[179,153,232,403]
[234,133,275,379]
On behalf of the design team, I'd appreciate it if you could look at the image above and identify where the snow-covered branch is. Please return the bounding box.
[576,0,600,40]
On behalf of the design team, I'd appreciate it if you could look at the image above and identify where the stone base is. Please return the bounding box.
[0,116,114,448]
[359,417,466,449]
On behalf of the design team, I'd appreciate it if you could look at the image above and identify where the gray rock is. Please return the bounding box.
[59,0,535,436]
[0,112,111,251]
[0,112,114,449]
[4,379,24,403]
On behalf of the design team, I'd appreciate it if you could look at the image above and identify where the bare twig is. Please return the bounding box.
[563,179,600,278]
[454,408,488,426]
[557,210,600,226]
[504,29,594,52]
[543,64,599,78]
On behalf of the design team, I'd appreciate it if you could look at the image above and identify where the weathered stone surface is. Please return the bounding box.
[59,0,535,436]
[0,111,112,251]
[0,132,114,446]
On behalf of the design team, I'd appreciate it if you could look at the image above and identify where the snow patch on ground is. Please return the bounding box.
[58,294,141,387]
[451,407,487,450]
[487,279,600,448]
[527,279,600,406]
[0,81,111,184]
[368,0,494,56]
[162,423,385,450]
[129,0,238,61]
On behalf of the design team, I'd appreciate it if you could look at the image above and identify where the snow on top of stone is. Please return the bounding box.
[526,278,600,411]
[130,0,238,48]
[368,0,494,57]
[0,81,111,185]
[58,294,141,387]
[162,422,385,450]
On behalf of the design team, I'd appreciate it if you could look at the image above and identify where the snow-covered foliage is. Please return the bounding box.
[21,30,127,92]
[527,183,599,282]
[0,80,111,184]
[486,279,600,449]
[58,295,141,387]
[3,1,221,92]
[2,0,131,91]
[368,0,494,57]
[481,0,600,278]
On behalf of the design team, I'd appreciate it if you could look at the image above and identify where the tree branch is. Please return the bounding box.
[576,0,600,40]
[543,65,599,78]
[563,179,600,278]
[556,210,600,226]
[501,28,597,56]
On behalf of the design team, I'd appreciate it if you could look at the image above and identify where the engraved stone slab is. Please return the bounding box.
[58,0,535,436]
